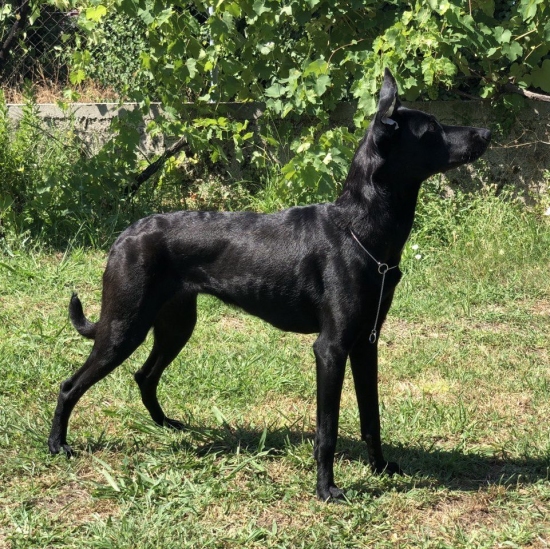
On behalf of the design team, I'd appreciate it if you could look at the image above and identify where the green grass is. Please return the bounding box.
[1,190,550,548]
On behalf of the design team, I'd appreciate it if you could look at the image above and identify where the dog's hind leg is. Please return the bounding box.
[134,293,198,430]
[48,320,151,456]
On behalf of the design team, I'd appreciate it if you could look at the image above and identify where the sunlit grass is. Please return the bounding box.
[1,190,549,547]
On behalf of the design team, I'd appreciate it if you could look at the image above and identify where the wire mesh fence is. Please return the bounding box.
[0,1,81,100]
[0,2,148,103]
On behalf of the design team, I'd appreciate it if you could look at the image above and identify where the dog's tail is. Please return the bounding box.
[69,293,97,339]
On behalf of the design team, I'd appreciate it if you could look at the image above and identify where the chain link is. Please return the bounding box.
[1,4,79,95]
[349,229,399,344]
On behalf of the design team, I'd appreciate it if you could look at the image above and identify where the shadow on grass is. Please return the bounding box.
[72,413,549,494]
[382,443,550,491]
[152,420,550,492]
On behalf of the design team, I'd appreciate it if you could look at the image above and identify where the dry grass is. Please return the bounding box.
[1,81,121,104]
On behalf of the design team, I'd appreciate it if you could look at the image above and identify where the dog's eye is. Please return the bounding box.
[421,120,440,140]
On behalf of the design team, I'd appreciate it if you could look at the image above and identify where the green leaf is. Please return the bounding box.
[494,27,511,44]
[85,5,107,22]
[225,2,242,17]
[531,59,550,92]
[141,53,152,70]
[137,8,154,25]
[252,0,270,16]
[314,75,331,96]
[279,5,292,17]
[69,69,86,85]
[477,0,495,17]
[265,98,283,114]
[303,59,328,77]
[502,42,523,62]
[258,42,275,55]
[265,83,286,98]
[520,0,543,21]
[29,7,41,25]
[185,58,197,79]
[509,63,526,79]
[156,8,173,26]
[458,14,475,33]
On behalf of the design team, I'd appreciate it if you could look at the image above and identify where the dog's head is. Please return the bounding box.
[368,69,491,183]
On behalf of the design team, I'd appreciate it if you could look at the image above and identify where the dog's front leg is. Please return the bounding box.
[313,333,348,501]
[349,337,402,476]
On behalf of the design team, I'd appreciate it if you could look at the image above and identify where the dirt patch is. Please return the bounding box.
[217,315,249,332]
[383,489,507,543]
[424,490,497,532]
[253,394,315,429]
[254,498,319,532]
[390,373,457,403]
[0,527,11,549]
[34,480,119,526]
[532,300,550,316]
[200,484,317,538]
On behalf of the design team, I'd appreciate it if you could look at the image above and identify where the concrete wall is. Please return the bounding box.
[410,100,550,199]
[6,103,165,156]
[7,100,550,198]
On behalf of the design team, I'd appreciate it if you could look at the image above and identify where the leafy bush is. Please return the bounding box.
[0,91,147,245]
[3,1,549,245]
[0,90,259,246]
[0,87,85,241]
[72,10,155,99]
[67,0,549,206]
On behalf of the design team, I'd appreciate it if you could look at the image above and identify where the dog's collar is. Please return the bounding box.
[349,228,399,345]
[349,229,399,275]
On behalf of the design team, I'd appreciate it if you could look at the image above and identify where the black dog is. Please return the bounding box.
[49,69,490,501]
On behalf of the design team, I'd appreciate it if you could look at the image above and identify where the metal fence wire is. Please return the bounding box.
[1,2,151,101]
[0,1,80,94]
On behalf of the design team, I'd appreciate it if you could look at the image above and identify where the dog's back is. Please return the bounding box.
[104,204,341,333]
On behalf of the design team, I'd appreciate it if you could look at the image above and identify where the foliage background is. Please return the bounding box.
[85,0,549,203]
[1,0,550,244]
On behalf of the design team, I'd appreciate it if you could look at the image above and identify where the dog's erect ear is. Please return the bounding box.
[376,68,400,129]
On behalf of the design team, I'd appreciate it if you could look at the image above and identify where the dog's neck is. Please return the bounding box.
[332,157,423,265]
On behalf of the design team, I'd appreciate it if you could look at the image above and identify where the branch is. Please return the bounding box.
[0,0,32,75]
[503,83,550,103]
[123,135,192,197]
[451,88,491,101]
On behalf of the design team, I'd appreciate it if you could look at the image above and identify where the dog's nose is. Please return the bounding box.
[480,128,492,142]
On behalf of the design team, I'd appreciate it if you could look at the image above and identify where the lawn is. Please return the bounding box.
[1,189,549,548]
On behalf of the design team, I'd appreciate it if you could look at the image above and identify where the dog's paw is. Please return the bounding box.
[317,484,346,503]
[48,439,74,458]
[371,460,402,476]
[163,417,186,431]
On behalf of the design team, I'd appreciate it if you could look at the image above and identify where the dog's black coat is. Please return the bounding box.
[48,70,491,500]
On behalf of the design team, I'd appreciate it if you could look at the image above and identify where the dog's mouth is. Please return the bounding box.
[446,128,491,169]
